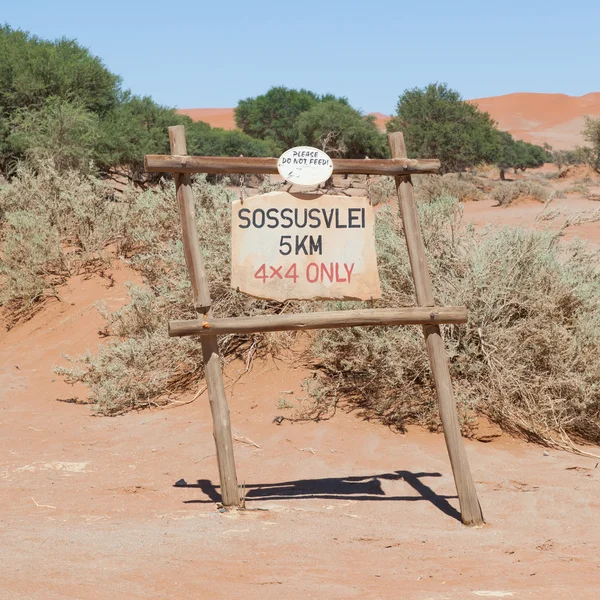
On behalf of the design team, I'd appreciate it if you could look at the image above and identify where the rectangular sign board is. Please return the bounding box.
[231,192,381,301]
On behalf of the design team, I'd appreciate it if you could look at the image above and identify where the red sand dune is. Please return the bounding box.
[471,92,600,150]
[177,108,236,129]
[177,92,600,150]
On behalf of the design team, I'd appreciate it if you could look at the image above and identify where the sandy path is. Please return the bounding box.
[1,263,599,599]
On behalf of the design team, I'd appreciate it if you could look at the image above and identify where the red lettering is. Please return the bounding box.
[270,265,283,279]
[285,263,299,283]
[254,264,267,282]
[335,263,347,282]
[306,263,319,283]
[344,263,354,283]
[321,262,334,283]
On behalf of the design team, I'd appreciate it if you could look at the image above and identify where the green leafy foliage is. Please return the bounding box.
[582,116,600,173]
[9,97,99,173]
[386,83,500,173]
[0,26,281,180]
[296,101,387,158]
[235,86,349,150]
[496,131,549,178]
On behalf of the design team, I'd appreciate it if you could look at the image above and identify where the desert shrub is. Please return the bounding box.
[367,177,395,206]
[309,197,600,449]
[564,183,590,196]
[55,176,292,414]
[10,171,590,450]
[414,173,485,203]
[490,180,550,205]
[0,163,134,312]
[0,210,65,308]
[543,171,560,180]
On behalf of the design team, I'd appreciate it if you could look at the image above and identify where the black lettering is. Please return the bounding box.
[335,208,347,228]
[295,235,309,255]
[322,209,335,228]
[295,208,308,228]
[309,236,322,255]
[266,208,279,228]
[238,208,251,229]
[308,208,321,228]
[361,208,365,228]
[348,208,361,228]
[281,208,293,228]
[252,209,265,228]
[279,235,292,255]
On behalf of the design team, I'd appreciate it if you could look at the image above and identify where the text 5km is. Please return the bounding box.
[254,262,356,284]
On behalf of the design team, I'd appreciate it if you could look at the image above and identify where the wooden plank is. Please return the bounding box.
[169,125,240,507]
[169,307,468,337]
[145,154,441,176]
[388,131,484,527]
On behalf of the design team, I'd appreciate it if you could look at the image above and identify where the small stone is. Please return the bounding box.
[174,478,187,487]
[543,450,550,456]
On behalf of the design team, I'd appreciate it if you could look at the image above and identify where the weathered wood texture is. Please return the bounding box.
[145,154,441,176]
[388,131,484,526]
[169,125,240,507]
[169,307,468,337]
[169,128,212,312]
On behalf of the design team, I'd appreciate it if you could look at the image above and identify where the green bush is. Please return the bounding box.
[0,26,279,180]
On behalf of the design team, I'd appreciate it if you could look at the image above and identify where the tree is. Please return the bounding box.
[0,25,119,174]
[235,86,348,150]
[386,83,499,173]
[0,25,120,118]
[582,116,600,173]
[496,131,518,180]
[512,140,548,172]
[295,101,387,158]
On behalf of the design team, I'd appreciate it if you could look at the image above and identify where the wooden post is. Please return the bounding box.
[169,125,240,507]
[388,132,484,526]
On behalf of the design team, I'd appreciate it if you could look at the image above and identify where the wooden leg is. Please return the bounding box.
[169,125,240,507]
[388,131,484,526]
[201,335,239,506]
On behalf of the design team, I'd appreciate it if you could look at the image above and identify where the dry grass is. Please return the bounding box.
[414,173,486,203]
[0,162,136,319]
[53,175,293,414]
[309,197,600,450]
[491,180,551,206]
[2,168,599,453]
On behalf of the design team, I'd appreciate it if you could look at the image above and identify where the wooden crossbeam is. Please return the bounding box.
[144,155,440,176]
[169,306,468,337]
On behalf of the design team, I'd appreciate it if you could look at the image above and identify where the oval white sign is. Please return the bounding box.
[277,146,333,187]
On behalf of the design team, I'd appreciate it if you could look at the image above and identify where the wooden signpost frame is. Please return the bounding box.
[145,126,484,526]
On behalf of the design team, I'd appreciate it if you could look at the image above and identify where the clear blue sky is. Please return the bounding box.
[3,0,598,115]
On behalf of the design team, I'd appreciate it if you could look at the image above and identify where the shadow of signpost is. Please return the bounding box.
[176,470,461,522]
